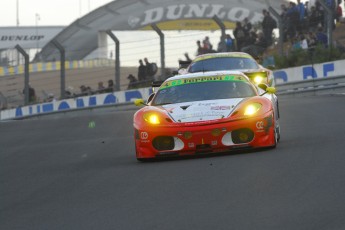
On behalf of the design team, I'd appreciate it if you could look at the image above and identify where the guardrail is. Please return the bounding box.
[276,75,345,96]
[0,88,153,121]
[2,75,345,121]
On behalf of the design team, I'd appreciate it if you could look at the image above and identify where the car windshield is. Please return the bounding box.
[152,77,256,105]
[188,57,259,73]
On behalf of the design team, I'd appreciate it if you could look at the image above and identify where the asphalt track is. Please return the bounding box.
[1,94,345,230]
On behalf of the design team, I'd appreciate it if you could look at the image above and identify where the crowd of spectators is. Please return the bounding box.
[195,10,277,58]
[281,0,343,41]
[193,0,344,59]
[124,57,162,89]
[279,0,345,57]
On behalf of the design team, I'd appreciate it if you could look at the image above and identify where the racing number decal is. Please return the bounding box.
[140,132,148,140]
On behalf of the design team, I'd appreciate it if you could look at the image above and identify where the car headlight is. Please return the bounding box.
[143,113,160,125]
[254,76,264,84]
[244,103,262,116]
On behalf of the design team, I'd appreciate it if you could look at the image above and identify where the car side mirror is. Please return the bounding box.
[258,83,276,96]
[266,87,276,94]
[134,99,145,106]
[147,93,155,103]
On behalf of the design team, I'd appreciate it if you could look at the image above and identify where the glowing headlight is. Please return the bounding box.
[254,76,264,84]
[244,103,262,116]
[143,113,160,124]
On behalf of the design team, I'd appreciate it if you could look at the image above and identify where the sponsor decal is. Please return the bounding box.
[211,140,217,146]
[198,102,217,106]
[211,106,231,110]
[140,140,150,143]
[0,35,45,42]
[188,143,195,148]
[140,132,149,140]
[256,121,264,130]
[175,110,225,120]
[128,4,262,29]
[160,75,246,89]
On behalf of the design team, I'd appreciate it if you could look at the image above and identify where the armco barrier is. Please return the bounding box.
[3,58,345,120]
[0,87,152,121]
[276,75,345,95]
[272,59,344,84]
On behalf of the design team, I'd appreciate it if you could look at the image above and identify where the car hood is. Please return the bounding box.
[162,98,244,123]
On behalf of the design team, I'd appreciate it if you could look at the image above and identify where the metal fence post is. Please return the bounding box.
[106,30,120,91]
[317,0,334,48]
[213,15,226,51]
[15,44,29,105]
[151,24,165,80]
[51,40,66,99]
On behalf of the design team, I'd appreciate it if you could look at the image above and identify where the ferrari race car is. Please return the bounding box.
[180,52,275,87]
[133,70,280,161]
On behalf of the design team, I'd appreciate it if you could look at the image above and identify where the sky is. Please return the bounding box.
[0,0,113,26]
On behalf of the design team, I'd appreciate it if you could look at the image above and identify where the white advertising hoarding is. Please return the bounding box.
[0,26,64,49]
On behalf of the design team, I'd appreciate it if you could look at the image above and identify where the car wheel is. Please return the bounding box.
[276,125,281,142]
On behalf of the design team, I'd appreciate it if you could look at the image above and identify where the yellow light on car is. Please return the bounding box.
[143,113,160,125]
[254,76,264,84]
[244,103,262,116]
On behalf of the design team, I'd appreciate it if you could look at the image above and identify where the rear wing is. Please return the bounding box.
[178,60,191,69]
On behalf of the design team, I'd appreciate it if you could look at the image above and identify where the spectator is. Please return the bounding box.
[241,31,268,58]
[262,9,277,46]
[291,37,302,50]
[138,59,147,81]
[225,34,234,52]
[23,85,37,103]
[127,74,138,89]
[105,79,114,93]
[144,57,157,79]
[217,36,227,52]
[307,31,318,49]
[29,85,36,103]
[296,0,306,30]
[233,21,246,51]
[65,86,75,98]
[242,18,253,47]
[304,1,309,18]
[248,30,258,45]
[315,1,325,28]
[196,40,204,55]
[242,17,252,37]
[280,3,289,41]
[308,6,322,31]
[202,36,212,51]
[316,26,328,47]
[299,34,309,50]
[336,1,343,22]
[97,81,106,93]
[286,2,300,39]
[79,85,91,95]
